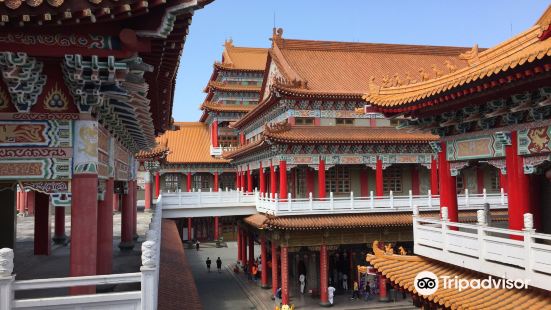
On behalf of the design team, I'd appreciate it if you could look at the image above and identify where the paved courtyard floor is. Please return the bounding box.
[185,242,416,310]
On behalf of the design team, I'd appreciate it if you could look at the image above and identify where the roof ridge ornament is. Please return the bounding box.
[458,44,480,66]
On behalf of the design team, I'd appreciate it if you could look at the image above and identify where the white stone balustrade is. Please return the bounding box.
[413,210,551,291]
[0,203,163,310]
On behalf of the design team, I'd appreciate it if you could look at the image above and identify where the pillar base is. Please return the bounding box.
[52,234,67,245]
[379,296,389,302]
[144,208,154,213]
[260,283,271,289]
[118,241,135,251]
[320,301,333,307]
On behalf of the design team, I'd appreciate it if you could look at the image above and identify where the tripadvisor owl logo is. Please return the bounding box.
[414,271,439,296]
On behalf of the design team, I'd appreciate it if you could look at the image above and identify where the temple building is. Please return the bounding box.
[0,0,211,296]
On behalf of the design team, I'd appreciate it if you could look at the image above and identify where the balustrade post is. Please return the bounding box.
[288,193,292,212]
[465,189,470,207]
[275,193,279,214]
[476,210,487,264]
[441,207,449,254]
[390,191,394,208]
[483,188,487,202]
[350,191,354,210]
[330,192,334,211]
[428,190,432,208]
[237,189,241,203]
[309,192,313,211]
[198,188,202,204]
[370,191,374,209]
[412,206,419,249]
[178,192,182,206]
[523,213,535,273]
[0,248,14,310]
[141,240,157,310]
[409,190,413,208]
[500,188,505,205]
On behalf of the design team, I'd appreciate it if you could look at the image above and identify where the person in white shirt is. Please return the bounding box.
[328,285,336,305]
[299,274,306,294]
[342,274,348,291]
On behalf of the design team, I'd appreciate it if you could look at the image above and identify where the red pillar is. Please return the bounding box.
[477,166,485,194]
[438,143,458,222]
[499,170,507,193]
[155,171,160,198]
[187,217,192,241]
[259,163,266,194]
[242,233,248,266]
[318,159,326,199]
[376,158,384,197]
[247,166,253,193]
[430,157,439,196]
[237,227,242,262]
[144,174,152,211]
[248,233,254,272]
[241,171,246,192]
[26,191,36,215]
[281,245,289,305]
[21,191,27,214]
[506,131,530,236]
[16,190,22,214]
[70,174,98,295]
[212,119,219,147]
[97,178,114,275]
[411,166,420,195]
[236,171,241,190]
[113,192,120,212]
[379,275,388,301]
[279,160,287,200]
[187,173,192,192]
[214,172,219,191]
[270,163,276,197]
[34,192,51,255]
[260,234,269,288]
[214,216,219,240]
[119,182,134,250]
[53,206,67,244]
[360,168,369,197]
[320,244,329,305]
[303,168,313,196]
[271,242,279,295]
[132,180,137,240]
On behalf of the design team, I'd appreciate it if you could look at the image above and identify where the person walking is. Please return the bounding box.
[299,273,306,294]
[342,273,348,291]
[328,284,336,305]
[275,287,282,308]
[216,257,222,273]
[206,257,211,272]
[196,240,200,251]
[351,280,360,300]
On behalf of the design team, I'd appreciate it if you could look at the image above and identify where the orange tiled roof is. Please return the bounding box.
[217,40,269,71]
[364,5,551,110]
[156,122,228,164]
[135,142,169,160]
[244,210,508,230]
[222,139,266,159]
[367,241,551,310]
[204,80,261,93]
[200,101,256,113]
[263,123,438,144]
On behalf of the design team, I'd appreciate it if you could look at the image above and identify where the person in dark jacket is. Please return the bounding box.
[216,257,222,273]
[206,257,211,272]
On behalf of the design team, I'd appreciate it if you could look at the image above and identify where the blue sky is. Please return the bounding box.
[172,0,549,121]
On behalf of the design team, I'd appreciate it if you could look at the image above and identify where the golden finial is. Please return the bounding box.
[459,44,480,65]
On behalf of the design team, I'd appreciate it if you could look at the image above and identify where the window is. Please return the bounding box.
[383,166,402,193]
[295,168,308,197]
[219,136,238,147]
[336,118,354,125]
[219,173,235,190]
[192,174,211,191]
[490,169,500,191]
[456,173,465,192]
[295,117,314,125]
[164,174,180,192]
[326,167,351,194]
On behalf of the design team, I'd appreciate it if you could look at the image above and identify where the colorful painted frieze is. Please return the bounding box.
[0,158,71,180]
[446,134,506,161]
[518,125,551,155]
[0,120,71,147]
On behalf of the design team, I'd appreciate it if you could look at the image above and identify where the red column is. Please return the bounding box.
[241,171,246,192]
[247,166,253,193]
[26,191,36,215]
[242,233,248,266]
[506,131,530,236]
[260,234,269,288]
[270,163,276,197]
[155,171,160,198]
[53,206,67,244]
[237,227,242,262]
[438,143,458,222]
[376,158,384,197]
[430,157,439,196]
[214,172,219,191]
[132,180,137,240]
[320,244,329,305]
[248,233,254,272]
[379,275,388,301]
[279,161,287,200]
[34,192,51,255]
[113,192,120,212]
[16,190,21,214]
[360,168,369,197]
[281,245,289,305]
[236,171,240,190]
[239,132,245,145]
[477,167,485,194]
[119,182,134,250]
[21,191,27,214]
[318,159,326,199]
[187,217,192,241]
[499,170,507,193]
[187,173,192,192]
[271,242,279,295]
[70,174,98,295]
[212,120,219,147]
[214,216,219,240]
[97,178,114,275]
[259,163,266,194]
[411,166,420,195]
[144,173,152,212]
